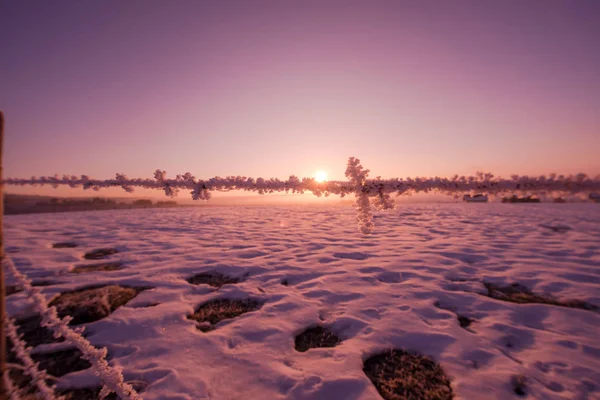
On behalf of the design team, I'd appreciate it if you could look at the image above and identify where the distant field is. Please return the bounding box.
[3,193,184,215]
[4,204,600,399]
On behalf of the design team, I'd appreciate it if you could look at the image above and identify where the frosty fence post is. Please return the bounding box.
[0,110,6,398]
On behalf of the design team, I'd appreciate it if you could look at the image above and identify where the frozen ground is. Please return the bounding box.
[4,204,600,400]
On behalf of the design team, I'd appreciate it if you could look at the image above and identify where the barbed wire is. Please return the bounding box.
[3,314,59,400]
[3,256,142,400]
[3,364,23,400]
[4,157,600,234]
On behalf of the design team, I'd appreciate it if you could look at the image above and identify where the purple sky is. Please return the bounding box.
[1,1,599,197]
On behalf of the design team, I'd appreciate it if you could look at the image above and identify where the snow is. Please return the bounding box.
[4,203,600,399]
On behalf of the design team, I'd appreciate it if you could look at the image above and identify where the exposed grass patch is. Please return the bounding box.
[7,337,146,399]
[294,326,341,352]
[53,242,79,248]
[71,262,124,274]
[11,286,146,349]
[12,315,62,347]
[483,282,599,312]
[35,348,91,377]
[186,271,240,288]
[49,285,146,325]
[511,374,528,396]
[363,349,454,400]
[8,348,91,392]
[83,248,118,260]
[188,298,261,332]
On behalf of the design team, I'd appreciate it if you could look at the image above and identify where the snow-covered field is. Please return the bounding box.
[5,204,600,400]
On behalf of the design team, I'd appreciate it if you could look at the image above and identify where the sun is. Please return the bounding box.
[315,170,328,182]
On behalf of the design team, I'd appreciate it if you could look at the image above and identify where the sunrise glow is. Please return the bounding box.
[315,171,328,182]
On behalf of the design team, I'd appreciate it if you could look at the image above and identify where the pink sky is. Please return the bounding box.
[1,1,599,198]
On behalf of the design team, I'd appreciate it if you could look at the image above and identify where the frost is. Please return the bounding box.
[4,315,59,399]
[3,257,142,400]
[4,157,600,234]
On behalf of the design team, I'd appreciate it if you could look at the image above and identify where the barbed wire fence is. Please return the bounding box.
[3,256,142,400]
[1,110,600,398]
[5,158,600,235]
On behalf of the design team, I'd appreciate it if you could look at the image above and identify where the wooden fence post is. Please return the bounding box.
[0,110,6,396]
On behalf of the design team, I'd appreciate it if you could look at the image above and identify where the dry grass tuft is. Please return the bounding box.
[83,248,118,260]
[188,298,261,332]
[294,326,341,352]
[363,349,454,400]
[187,272,241,288]
[53,242,79,248]
[483,282,598,312]
[71,262,124,274]
[49,285,146,325]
